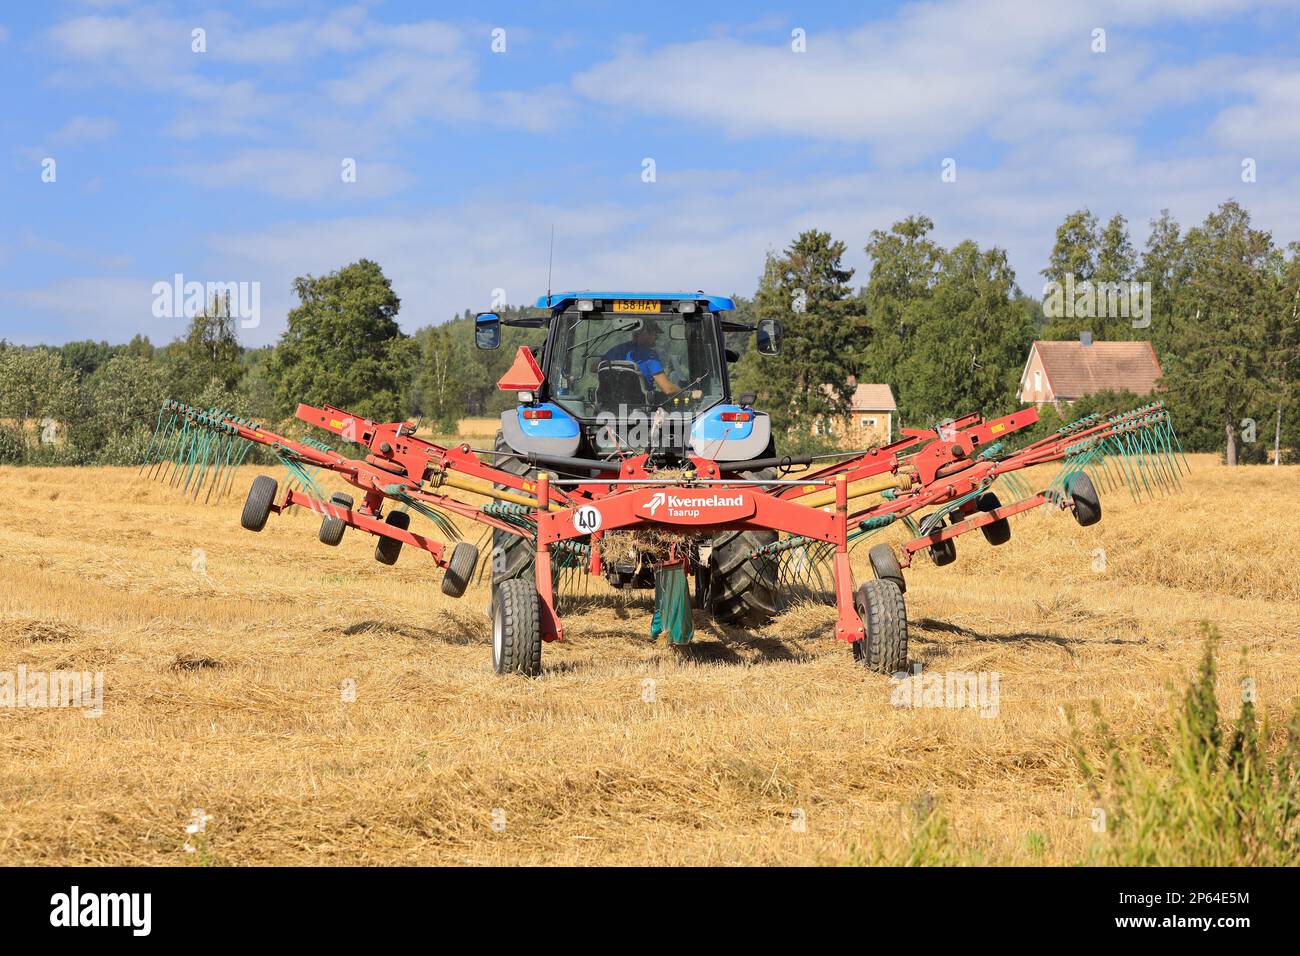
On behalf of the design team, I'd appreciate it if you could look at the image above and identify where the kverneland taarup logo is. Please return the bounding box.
[637,489,755,523]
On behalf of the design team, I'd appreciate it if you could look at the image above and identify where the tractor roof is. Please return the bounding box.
[537,291,735,311]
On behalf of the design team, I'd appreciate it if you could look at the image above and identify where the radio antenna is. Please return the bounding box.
[546,224,555,306]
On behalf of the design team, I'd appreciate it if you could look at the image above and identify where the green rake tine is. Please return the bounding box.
[383,484,461,540]
[156,416,186,484]
[187,428,215,498]
[187,427,218,497]
[169,420,195,488]
[140,402,170,474]
[1131,427,1159,500]
[1142,424,1175,495]
[145,412,180,480]
[1098,448,1123,495]
[1108,430,1139,498]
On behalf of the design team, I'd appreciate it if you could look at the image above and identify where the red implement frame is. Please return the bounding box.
[201,398,1165,644]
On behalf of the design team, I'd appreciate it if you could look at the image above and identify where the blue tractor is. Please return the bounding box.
[474,292,786,625]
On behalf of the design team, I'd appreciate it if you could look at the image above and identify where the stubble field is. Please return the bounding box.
[1,453,1296,865]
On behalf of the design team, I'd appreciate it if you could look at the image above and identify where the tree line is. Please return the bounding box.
[1,200,1296,466]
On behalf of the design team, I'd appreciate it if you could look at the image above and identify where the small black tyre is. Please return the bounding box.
[441,542,479,598]
[319,492,353,546]
[852,579,908,674]
[375,510,411,565]
[928,535,957,566]
[868,542,906,594]
[492,577,542,676]
[1068,472,1101,527]
[977,492,1012,546]
[241,475,277,532]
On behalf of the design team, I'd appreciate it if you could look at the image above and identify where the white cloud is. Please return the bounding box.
[571,0,1280,162]
[172,148,411,201]
[189,135,1300,346]
[45,7,574,159]
[22,235,131,270]
[50,115,119,145]
[1,278,170,345]
[1210,64,1300,153]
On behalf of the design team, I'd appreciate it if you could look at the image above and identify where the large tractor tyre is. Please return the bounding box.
[976,491,1012,546]
[852,579,909,675]
[319,492,354,546]
[374,510,411,565]
[441,542,480,598]
[491,578,542,676]
[868,543,906,594]
[1067,472,1102,527]
[241,475,278,532]
[709,468,780,627]
[491,431,537,586]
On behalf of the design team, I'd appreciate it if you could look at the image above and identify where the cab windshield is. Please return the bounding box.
[547,310,726,420]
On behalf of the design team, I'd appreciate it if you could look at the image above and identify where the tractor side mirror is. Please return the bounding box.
[475,312,501,350]
[756,318,783,355]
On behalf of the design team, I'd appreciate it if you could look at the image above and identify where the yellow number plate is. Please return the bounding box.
[612,300,661,313]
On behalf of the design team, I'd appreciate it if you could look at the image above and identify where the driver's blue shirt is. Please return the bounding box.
[604,342,664,387]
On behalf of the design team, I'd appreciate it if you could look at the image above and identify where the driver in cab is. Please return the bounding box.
[603,320,680,396]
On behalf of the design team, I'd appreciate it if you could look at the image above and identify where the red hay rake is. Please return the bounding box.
[144,398,1185,676]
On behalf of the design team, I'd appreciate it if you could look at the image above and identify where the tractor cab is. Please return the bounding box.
[476,293,782,463]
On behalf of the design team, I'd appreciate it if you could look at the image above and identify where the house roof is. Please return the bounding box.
[820,381,897,410]
[848,383,896,411]
[1030,340,1163,400]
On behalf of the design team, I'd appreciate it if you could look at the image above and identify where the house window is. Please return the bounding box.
[1033,370,1042,397]
[814,417,833,436]
[860,416,877,428]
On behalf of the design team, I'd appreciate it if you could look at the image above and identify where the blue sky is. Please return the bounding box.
[2,0,1299,346]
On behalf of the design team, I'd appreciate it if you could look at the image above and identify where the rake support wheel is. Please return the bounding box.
[241,475,277,532]
[441,542,479,598]
[319,492,353,546]
[374,510,410,565]
[868,543,906,594]
[492,578,542,676]
[976,492,1012,546]
[1068,472,1102,527]
[928,535,957,566]
[852,579,908,674]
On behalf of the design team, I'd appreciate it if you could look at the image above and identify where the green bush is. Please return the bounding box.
[1071,625,1300,865]
[0,423,27,465]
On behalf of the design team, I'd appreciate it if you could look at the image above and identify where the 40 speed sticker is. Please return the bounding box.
[573,505,602,534]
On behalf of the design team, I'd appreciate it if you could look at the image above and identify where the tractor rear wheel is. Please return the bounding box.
[977,492,1012,546]
[708,468,780,627]
[491,578,542,676]
[374,510,410,565]
[868,543,906,594]
[241,475,277,532]
[852,579,908,674]
[319,492,353,546]
[441,542,479,598]
[491,431,537,586]
[1068,472,1102,527]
